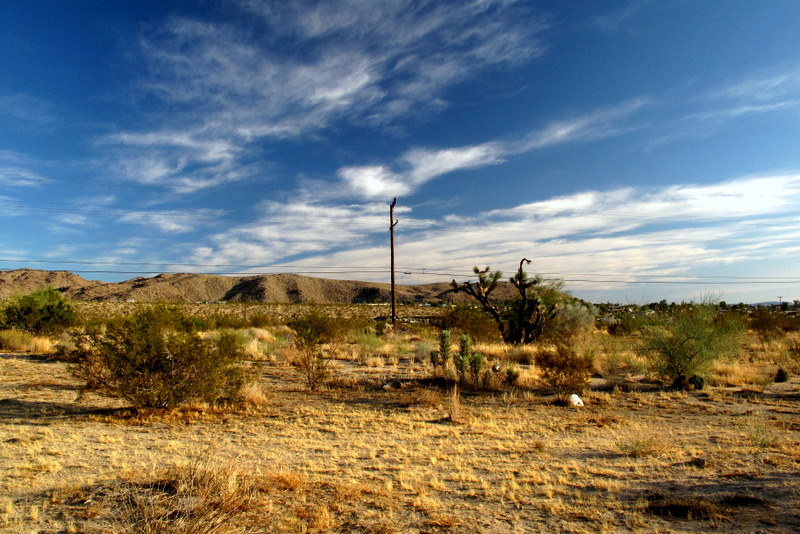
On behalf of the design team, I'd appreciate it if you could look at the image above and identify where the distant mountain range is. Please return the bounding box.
[0,269,520,304]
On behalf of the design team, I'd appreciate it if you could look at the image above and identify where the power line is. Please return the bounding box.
[2,258,800,286]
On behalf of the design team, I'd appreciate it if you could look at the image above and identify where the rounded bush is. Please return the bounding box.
[1,287,77,335]
[71,306,249,408]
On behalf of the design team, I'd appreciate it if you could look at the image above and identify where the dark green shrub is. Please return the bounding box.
[775,368,789,383]
[287,310,344,390]
[503,365,521,386]
[749,308,800,341]
[467,351,485,387]
[71,306,249,408]
[749,308,786,342]
[439,305,501,342]
[606,312,647,336]
[639,305,744,387]
[1,287,77,335]
[534,344,594,401]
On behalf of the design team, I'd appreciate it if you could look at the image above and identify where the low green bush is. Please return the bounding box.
[71,306,250,408]
[544,302,596,343]
[439,305,501,342]
[1,287,77,335]
[287,310,345,390]
[639,305,744,388]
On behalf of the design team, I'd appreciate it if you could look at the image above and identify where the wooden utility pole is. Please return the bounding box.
[390,198,398,326]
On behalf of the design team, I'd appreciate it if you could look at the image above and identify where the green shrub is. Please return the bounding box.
[439,305,501,342]
[503,365,521,386]
[534,344,594,402]
[1,287,77,334]
[287,310,344,390]
[544,302,596,343]
[354,331,384,353]
[413,340,434,364]
[605,312,647,336]
[71,306,249,408]
[749,308,800,341]
[467,351,485,387]
[639,305,744,387]
[429,330,452,378]
[452,334,471,384]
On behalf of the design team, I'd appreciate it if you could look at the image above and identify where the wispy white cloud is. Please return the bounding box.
[192,200,433,266]
[106,0,545,194]
[338,142,503,199]
[188,172,800,302]
[336,98,649,199]
[591,0,653,31]
[510,98,650,153]
[712,63,800,103]
[645,63,800,149]
[0,93,58,129]
[0,151,51,187]
[118,209,224,233]
[686,63,800,125]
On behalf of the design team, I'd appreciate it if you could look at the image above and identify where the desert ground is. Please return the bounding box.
[1,302,800,533]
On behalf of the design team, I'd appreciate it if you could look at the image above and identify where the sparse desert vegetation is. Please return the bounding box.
[2,289,800,533]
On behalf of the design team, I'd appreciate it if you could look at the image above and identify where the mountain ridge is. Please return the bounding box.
[0,269,520,304]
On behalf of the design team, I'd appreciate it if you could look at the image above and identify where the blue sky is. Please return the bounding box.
[1,0,800,304]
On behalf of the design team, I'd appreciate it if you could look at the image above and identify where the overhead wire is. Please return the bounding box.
[2,258,800,286]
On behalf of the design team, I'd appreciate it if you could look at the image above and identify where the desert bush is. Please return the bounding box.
[199,310,272,330]
[543,302,597,343]
[504,345,537,365]
[105,458,257,534]
[749,308,787,342]
[502,365,521,386]
[605,312,648,336]
[775,367,789,383]
[413,340,434,364]
[468,350,485,387]
[784,337,800,371]
[71,306,249,408]
[534,344,594,402]
[287,310,344,390]
[1,287,77,335]
[354,331,384,354]
[639,305,744,388]
[439,305,501,342]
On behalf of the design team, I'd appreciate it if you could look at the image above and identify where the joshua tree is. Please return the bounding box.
[453,258,561,344]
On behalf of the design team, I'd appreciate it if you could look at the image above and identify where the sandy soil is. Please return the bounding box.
[2,351,800,533]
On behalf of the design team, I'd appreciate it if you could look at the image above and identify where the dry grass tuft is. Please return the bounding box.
[398,387,443,409]
[237,383,268,408]
[709,361,772,387]
[504,345,539,365]
[615,425,666,458]
[645,494,728,521]
[0,329,55,353]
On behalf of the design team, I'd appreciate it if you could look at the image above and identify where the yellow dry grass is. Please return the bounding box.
[2,315,800,533]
